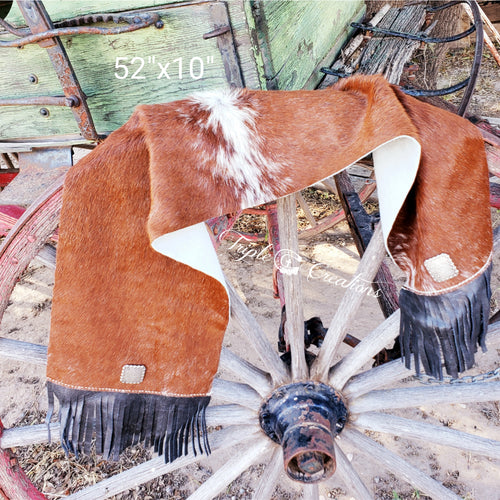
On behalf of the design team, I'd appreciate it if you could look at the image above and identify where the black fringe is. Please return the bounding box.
[399,265,491,379]
[46,382,211,462]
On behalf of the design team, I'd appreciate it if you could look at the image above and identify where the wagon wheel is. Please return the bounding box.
[1,182,500,499]
[296,167,377,240]
[226,166,377,243]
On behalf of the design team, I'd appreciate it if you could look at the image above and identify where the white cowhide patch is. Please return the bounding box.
[424,253,459,283]
[120,364,146,384]
[187,89,286,207]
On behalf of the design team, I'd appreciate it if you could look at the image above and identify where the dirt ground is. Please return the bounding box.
[1,41,500,500]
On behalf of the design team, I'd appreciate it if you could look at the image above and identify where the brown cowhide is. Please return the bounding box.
[47,75,492,462]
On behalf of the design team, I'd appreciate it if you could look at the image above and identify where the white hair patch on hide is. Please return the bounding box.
[187,89,287,207]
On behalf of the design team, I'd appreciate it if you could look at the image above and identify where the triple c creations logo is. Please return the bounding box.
[221,230,381,298]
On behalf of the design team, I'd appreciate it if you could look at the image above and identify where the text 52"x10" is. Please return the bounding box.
[114,56,215,80]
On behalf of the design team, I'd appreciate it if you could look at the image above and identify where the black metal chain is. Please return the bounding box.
[416,366,500,385]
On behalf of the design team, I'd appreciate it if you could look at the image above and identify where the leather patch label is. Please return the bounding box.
[120,364,146,384]
[424,253,459,283]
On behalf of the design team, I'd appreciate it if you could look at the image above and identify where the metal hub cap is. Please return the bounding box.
[259,381,348,484]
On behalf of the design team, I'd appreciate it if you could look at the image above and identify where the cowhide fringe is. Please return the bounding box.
[46,382,211,462]
[399,265,492,379]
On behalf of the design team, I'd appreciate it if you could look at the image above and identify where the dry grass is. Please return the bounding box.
[14,408,195,499]
[437,46,500,118]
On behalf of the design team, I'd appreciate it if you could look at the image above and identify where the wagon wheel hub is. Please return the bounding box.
[259,381,347,484]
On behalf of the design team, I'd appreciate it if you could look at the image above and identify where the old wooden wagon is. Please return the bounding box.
[1,0,500,498]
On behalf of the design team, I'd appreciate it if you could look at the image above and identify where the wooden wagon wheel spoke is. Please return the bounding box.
[276,194,308,381]
[297,169,377,240]
[211,379,262,411]
[226,280,289,386]
[302,483,320,500]
[311,223,386,381]
[251,447,283,500]
[343,320,500,400]
[219,346,273,396]
[339,429,462,500]
[295,191,318,228]
[350,381,500,414]
[0,405,258,449]
[329,310,401,389]
[0,337,47,365]
[185,438,274,500]
[354,412,500,459]
[330,443,372,500]
[230,168,377,243]
[342,356,415,400]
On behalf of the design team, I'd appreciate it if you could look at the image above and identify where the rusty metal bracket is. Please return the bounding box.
[404,0,484,116]
[14,1,100,141]
[53,12,164,29]
[0,16,28,36]
[203,25,231,39]
[401,77,470,97]
[0,96,79,107]
[0,11,162,47]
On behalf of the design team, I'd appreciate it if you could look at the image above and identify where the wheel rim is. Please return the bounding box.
[1,184,500,499]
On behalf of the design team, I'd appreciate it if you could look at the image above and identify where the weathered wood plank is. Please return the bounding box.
[207,2,244,88]
[1,0,368,140]
[251,0,365,89]
[5,0,264,90]
[358,4,427,84]
[320,2,392,88]
[5,1,195,25]
[224,0,261,90]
